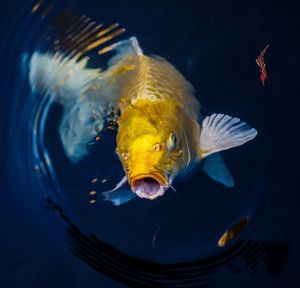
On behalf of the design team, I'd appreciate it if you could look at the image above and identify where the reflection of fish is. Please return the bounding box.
[29,9,257,205]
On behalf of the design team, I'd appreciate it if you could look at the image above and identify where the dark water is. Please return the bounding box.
[0,0,298,287]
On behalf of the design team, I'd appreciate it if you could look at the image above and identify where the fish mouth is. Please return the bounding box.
[131,173,168,200]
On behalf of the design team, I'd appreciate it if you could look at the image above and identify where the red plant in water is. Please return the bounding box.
[256,45,270,86]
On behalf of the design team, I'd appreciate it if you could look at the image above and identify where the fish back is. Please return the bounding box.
[121,55,200,120]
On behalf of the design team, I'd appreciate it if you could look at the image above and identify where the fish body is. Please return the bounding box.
[115,55,201,199]
[28,12,258,205]
[112,50,257,203]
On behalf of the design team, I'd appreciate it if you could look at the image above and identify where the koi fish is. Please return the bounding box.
[28,9,257,205]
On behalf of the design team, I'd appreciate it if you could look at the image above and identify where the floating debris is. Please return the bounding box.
[31,0,43,13]
[91,177,99,184]
[89,199,96,204]
[95,136,101,141]
[256,44,270,86]
[106,120,116,130]
[34,164,40,172]
[89,190,97,196]
[218,217,249,247]
[101,178,107,183]
[152,226,160,248]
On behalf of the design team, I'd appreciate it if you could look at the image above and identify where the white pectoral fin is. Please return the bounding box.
[102,176,137,206]
[203,153,234,187]
[102,188,136,206]
[199,114,258,159]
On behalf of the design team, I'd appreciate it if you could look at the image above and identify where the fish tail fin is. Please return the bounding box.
[28,8,139,162]
[29,5,128,101]
[38,6,126,60]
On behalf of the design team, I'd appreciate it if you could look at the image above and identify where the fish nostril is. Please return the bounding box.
[153,144,162,151]
[121,152,129,160]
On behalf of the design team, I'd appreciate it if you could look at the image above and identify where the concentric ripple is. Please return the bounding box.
[0,1,289,287]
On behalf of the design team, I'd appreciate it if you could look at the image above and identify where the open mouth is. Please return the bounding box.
[131,174,168,200]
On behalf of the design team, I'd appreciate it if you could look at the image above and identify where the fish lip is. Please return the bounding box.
[130,173,168,200]
[131,172,168,188]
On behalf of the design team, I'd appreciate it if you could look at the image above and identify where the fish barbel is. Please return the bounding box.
[28,9,257,205]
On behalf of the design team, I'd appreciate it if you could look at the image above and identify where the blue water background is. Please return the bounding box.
[0,0,299,287]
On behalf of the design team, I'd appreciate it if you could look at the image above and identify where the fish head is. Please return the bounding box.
[117,114,187,200]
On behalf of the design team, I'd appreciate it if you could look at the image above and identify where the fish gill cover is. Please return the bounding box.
[0,0,298,287]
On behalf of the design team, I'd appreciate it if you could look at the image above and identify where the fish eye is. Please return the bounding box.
[167,133,177,151]
[171,133,177,144]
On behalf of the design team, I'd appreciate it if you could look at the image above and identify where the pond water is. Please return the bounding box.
[0,0,298,287]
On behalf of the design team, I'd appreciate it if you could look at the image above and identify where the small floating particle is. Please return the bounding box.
[89,190,97,196]
[101,178,107,183]
[34,164,40,172]
[89,199,96,204]
[218,217,249,247]
[152,227,160,248]
[32,0,43,13]
[95,136,101,141]
[106,121,116,130]
[91,177,98,184]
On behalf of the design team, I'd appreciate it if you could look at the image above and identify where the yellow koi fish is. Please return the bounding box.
[29,11,257,205]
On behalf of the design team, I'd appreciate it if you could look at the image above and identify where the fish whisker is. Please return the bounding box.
[169,184,178,193]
